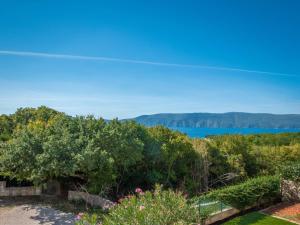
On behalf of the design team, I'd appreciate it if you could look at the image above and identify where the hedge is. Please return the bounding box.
[281,163,300,182]
[203,176,280,210]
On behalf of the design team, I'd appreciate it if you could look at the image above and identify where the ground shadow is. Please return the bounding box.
[23,204,75,225]
[0,197,76,225]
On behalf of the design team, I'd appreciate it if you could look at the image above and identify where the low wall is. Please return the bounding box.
[281,180,300,202]
[0,181,41,197]
[204,208,239,225]
[68,191,115,210]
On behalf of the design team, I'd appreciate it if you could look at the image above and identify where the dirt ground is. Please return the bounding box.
[262,202,300,225]
[0,198,75,225]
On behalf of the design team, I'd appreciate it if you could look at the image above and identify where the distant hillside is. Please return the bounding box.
[130,112,300,128]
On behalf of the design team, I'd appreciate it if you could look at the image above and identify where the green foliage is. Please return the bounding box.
[102,185,201,225]
[0,107,201,197]
[204,176,280,210]
[206,134,300,186]
[1,106,300,198]
[12,106,60,126]
[80,119,146,195]
[0,115,80,183]
[0,115,13,141]
[246,132,300,146]
[281,163,300,182]
[252,144,300,175]
[143,126,199,192]
[210,135,259,177]
[0,106,61,142]
[75,213,98,225]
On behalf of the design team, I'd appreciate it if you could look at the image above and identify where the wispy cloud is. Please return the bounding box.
[0,50,299,77]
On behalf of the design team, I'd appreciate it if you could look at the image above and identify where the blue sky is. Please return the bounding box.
[0,0,299,119]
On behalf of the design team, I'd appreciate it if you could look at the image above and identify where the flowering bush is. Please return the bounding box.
[135,187,143,194]
[102,185,201,225]
[75,213,99,225]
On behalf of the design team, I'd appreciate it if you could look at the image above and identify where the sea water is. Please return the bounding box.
[170,127,300,138]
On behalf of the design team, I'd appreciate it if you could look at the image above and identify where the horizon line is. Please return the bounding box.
[0,50,299,78]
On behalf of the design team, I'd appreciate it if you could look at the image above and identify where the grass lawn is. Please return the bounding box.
[262,202,300,224]
[223,212,296,225]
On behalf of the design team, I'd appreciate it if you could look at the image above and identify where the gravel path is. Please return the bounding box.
[0,199,76,225]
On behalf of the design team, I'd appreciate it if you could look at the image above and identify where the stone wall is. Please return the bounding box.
[281,179,300,202]
[0,181,41,197]
[68,191,115,210]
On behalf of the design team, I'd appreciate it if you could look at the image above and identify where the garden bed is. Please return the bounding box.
[262,202,300,224]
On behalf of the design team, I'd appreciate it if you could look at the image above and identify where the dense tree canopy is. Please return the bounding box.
[0,106,299,198]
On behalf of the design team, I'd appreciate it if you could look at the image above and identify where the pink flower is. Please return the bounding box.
[75,212,84,220]
[135,188,143,193]
[126,194,134,199]
[139,205,145,211]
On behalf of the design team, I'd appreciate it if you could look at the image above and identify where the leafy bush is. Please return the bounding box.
[203,176,280,210]
[75,213,98,225]
[102,185,201,225]
[0,107,203,197]
[281,163,300,182]
[1,106,300,199]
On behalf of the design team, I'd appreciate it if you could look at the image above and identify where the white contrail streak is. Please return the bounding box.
[0,50,298,77]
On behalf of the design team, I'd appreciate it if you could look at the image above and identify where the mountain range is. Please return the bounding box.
[128,112,300,128]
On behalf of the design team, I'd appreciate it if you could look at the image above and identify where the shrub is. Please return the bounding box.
[281,163,300,182]
[75,213,98,225]
[204,176,280,210]
[102,185,201,225]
